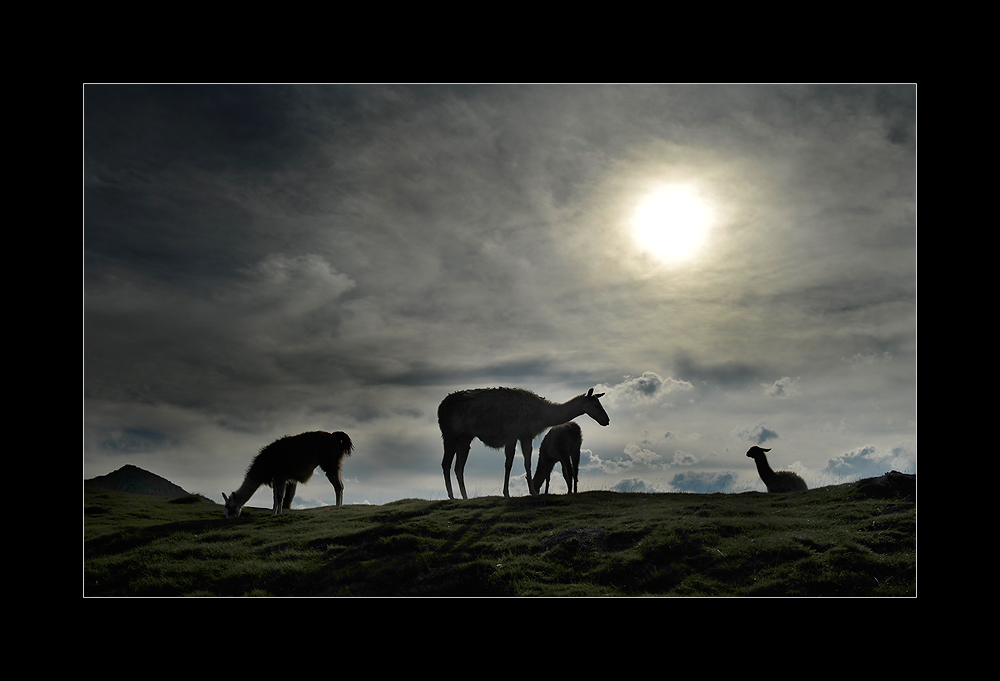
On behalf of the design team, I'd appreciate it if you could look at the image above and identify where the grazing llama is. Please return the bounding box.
[745,446,808,493]
[438,387,610,499]
[223,430,354,518]
[532,422,583,495]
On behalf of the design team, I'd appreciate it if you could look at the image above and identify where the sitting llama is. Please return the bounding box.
[745,446,808,493]
[532,422,583,495]
[438,387,610,499]
[223,430,354,518]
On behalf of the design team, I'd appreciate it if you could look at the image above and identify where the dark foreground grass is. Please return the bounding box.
[84,477,915,597]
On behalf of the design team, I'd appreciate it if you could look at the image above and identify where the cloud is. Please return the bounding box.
[618,372,669,398]
[581,444,662,474]
[602,372,692,399]
[824,444,879,477]
[670,450,699,466]
[822,442,915,480]
[668,471,738,493]
[245,253,356,304]
[623,442,666,468]
[582,445,649,474]
[611,478,659,493]
[673,352,767,391]
[762,376,799,399]
[222,253,357,345]
[736,421,779,445]
[232,253,356,326]
[842,351,893,366]
[594,371,694,416]
[581,441,701,477]
[99,427,178,454]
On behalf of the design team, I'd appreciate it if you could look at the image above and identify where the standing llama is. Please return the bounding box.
[223,430,354,518]
[745,446,808,493]
[438,387,609,499]
[532,422,583,495]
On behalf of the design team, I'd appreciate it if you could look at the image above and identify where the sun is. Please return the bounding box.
[631,185,714,265]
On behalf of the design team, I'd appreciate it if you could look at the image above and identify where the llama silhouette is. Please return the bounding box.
[438,387,609,499]
[745,446,808,493]
[223,430,354,517]
[532,421,583,495]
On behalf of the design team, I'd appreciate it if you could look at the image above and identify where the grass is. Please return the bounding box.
[84,478,915,597]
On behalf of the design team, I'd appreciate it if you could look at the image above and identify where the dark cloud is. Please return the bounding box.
[607,371,693,401]
[736,422,779,446]
[669,472,737,494]
[673,352,768,390]
[822,443,914,480]
[99,427,178,455]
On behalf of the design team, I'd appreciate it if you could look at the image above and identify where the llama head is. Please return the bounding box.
[222,492,242,518]
[746,446,771,459]
[331,430,354,456]
[583,388,610,426]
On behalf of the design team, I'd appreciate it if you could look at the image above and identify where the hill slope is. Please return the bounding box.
[85,464,194,499]
[84,471,915,597]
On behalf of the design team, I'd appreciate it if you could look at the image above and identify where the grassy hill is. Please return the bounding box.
[83,473,915,597]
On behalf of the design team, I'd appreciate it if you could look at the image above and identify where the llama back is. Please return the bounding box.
[439,387,553,446]
[770,471,808,493]
[248,431,352,484]
[540,422,582,459]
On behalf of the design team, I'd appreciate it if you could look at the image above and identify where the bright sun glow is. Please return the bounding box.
[632,185,713,265]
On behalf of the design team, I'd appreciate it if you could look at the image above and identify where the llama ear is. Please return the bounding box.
[222,492,229,503]
[594,392,605,399]
[762,448,770,452]
[587,388,594,396]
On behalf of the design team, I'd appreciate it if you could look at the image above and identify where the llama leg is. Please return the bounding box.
[271,482,284,516]
[282,481,297,510]
[454,437,472,500]
[503,442,518,498]
[325,467,345,506]
[442,435,464,500]
[560,456,573,495]
[521,437,537,495]
[442,444,456,500]
[334,476,344,506]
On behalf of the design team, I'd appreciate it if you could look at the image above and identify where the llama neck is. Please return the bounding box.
[753,455,778,484]
[539,396,587,429]
[230,475,263,508]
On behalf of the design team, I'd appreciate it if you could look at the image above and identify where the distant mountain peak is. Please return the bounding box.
[85,464,191,498]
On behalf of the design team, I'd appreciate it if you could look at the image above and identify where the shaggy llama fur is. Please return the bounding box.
[223,430,354,517]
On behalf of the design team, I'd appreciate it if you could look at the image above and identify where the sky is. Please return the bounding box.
[83,84,917,509]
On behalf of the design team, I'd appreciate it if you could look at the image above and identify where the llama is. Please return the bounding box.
[745,446,808,493]
[532,422,583,495]
[222,430,354,518]
[438,387,609,499]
